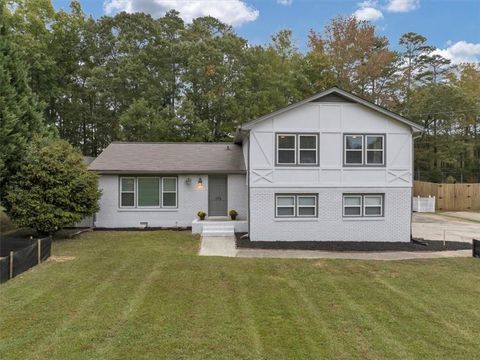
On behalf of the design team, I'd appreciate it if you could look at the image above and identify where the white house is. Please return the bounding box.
[88,87,424,242]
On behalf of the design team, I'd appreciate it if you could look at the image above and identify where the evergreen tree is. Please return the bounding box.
[0,4,46,202]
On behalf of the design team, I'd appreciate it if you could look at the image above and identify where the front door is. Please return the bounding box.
[208,175,228,216]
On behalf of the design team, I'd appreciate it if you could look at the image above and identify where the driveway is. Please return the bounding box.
[412,212,480,243]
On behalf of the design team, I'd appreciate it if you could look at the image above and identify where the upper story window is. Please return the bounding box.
[344,134,384,166]
[276,133,318,166]
[120,176,177,208]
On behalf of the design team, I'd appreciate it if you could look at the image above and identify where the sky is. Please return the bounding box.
[52,0,480,63]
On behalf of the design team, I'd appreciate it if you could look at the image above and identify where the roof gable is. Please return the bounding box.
[239,87,424,133]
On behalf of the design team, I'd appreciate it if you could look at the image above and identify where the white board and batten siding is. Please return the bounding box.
[248,102,413,242]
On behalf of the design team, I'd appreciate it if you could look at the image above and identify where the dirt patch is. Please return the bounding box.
[48,256,76,262]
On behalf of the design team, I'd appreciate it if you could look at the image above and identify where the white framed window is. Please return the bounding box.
[120,177,136,207]
[343,195,362,217]
[343,194,384,217]
[276,195,296,217]
[298,135,318,164]
[297,195,317,217]
[137,177,160,207]
[365,135,384,165]
[344,135,364,165]
[275,194,317,218]
[344,134,385,166]
[276,133,318,165]
[364,195,383,216]
[162,177,177,208]
[119,176,177,209]
[277,134,296,164]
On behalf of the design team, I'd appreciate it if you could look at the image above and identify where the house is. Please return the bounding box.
[88,87,424,242]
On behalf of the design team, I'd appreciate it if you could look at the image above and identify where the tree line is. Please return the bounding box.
[2,0,480,182]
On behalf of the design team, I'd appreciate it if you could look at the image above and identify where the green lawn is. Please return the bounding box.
[1,231,479,359]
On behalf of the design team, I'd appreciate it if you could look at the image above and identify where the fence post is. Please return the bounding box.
[9,251,13,279]
[37,239,42,264]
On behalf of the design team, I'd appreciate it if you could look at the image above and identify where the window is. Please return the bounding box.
[297,195,317,217]
[120,177,135,207]
[119,176,177,208]
[344,135,363,165]
[344,134,384,166]
[366,135,384,165]
[364,195,383,216]
[343,194,384,217]
[277,134,296,164]
[138,177,160,207]
[162,177,177,207]
[299,135,317,164]
[277,133,318,165]
[275,194,317,218]
[343,195,362,216]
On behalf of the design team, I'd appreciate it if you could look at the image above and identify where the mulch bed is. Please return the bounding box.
[235,233,472,252]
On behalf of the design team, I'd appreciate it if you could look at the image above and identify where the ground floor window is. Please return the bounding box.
[120,176,177,208]
[275,194,317,218]
[343,194,383,217]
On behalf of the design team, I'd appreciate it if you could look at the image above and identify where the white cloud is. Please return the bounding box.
[277,0,293,5]
[433,41,480,64]
[353,1,384,21]
[385,0,419,13]
[103,0,259,27]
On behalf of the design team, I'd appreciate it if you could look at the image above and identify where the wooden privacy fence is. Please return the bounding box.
[413,181,480,211]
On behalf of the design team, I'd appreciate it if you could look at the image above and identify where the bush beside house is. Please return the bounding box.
[5,137,101,235]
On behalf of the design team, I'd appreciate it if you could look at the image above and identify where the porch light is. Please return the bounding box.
[196,177,204,190]
[185,177,192,185]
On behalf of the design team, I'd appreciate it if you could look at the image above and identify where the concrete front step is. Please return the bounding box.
[202,224,235,237]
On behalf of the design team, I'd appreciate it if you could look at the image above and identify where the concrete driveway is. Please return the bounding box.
[412,212,480,243]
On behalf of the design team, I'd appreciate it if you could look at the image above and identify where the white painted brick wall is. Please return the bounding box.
[95,174,209,228]
[228,174,247,219]
[250,187,412,242]
[95,174,247,228]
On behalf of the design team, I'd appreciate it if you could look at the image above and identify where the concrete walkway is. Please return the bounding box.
[413,213,480,243]
[199,235,472,260]
[199,236,237,257]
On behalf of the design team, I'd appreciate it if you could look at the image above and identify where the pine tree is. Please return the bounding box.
[0,4,46,203]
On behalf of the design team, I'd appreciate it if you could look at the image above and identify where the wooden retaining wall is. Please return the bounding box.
[413,181,480,211]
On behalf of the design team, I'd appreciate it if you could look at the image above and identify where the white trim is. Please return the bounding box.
[275,195,296,217]
[277,134,296,165]
[298,134,318,165]
[363,194,383,217]
[344,135,364,165]
[297,195,317,217]
[162,177,178,208]
[365,135,385,165]
[240,87,424,132]
[120,177,136,208]
[343,195,362,217]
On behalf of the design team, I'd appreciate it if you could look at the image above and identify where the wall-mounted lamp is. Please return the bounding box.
[196,177,204,190]
[185,177,192,185]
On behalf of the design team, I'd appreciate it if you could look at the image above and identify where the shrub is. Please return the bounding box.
[197,211,206,220]
[229,209,238,220]
[5,137,101,235]
[445,175,456,184]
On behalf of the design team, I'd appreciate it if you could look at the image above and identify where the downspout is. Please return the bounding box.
[411,130,423,240]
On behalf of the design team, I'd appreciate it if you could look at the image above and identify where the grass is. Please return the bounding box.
[1,231,479,359]
[0,206,16,235]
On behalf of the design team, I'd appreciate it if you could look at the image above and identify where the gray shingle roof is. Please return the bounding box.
[88,142,245,174]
